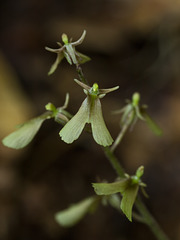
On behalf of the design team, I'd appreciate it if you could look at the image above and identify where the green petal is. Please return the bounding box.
[99,86,119,94]
[92,179,130,195]
[59,97,89,143]
[120,185,139,221]
[55,196,98,227]
[76,51,91,64]
[65,44,78,64]
[90,98,113,146]
[121,104,134,124]
[2,113,50,149]
[63,50,73,65]
[48,52,64,75]
[142,112,163,136]
[71,30,86,46]
[74,79,91,91]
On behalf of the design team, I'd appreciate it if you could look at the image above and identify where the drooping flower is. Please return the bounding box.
[2,94,70,149]
[59,79,119,147]
[45,30,90,75]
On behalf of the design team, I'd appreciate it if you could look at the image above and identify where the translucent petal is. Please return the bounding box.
[59,97,90,143]
[71,30,86,46]
[90,98,113,146]
[2,113,50,149]
[142,112,163,136]
[45,45,64,53]
[99,86,119,94]
[74,79,91,91]
[76,51,91,64]
[48,52,64,75]
[120,185,139,221]
[55,196,97,227]
[63,50,73,65]
[93,179,130,195]
[65,44,77,64]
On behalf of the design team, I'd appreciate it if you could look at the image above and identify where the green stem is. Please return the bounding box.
[111,124,128,152]
[111,120,131,152]
[76,64,88,84]
[135,197,170,240]
[111,110,134,152]
[103,146,125,178]
[103,146,170,240]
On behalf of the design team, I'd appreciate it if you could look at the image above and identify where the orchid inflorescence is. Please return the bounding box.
[1,30,165,235]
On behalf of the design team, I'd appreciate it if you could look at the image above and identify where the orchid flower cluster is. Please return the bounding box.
[2,30,167,240]
[2,31,120,148]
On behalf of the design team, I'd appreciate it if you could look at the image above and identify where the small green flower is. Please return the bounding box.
[45,30,90,75]
[2,94,70,149]
[115,92,162,135]
[45,93,71,124]
[59,79,119,147]
[92,165,147,221]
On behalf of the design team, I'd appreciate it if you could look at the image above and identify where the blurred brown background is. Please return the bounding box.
[0,0,180,240]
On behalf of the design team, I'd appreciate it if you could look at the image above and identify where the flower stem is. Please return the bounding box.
[135,197,170,240]
[103,146,125,178]
[111,121,130,152]
[103,146,170,240]
[76,64,88,84]
[111,110,134,152]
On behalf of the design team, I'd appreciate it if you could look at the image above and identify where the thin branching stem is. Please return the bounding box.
[111,124,128,152]
[111,114,133,152]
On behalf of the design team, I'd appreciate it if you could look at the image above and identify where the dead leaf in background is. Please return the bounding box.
[0,51,33,158]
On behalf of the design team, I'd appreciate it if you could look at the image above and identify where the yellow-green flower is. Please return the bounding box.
[45,30,90,75]
[93,166,146,221]
[114,92,162,135]
[59,79,119,147]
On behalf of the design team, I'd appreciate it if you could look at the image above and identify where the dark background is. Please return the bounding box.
[0,0,180,239]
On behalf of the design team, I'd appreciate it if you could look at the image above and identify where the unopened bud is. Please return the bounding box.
[62,34,68,44]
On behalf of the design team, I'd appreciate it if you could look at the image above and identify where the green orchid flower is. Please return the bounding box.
[2,94,70,149]
[92,166,147,221]
[45,30,90,75]
[59,79,119,147]
[115,92,162,135]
